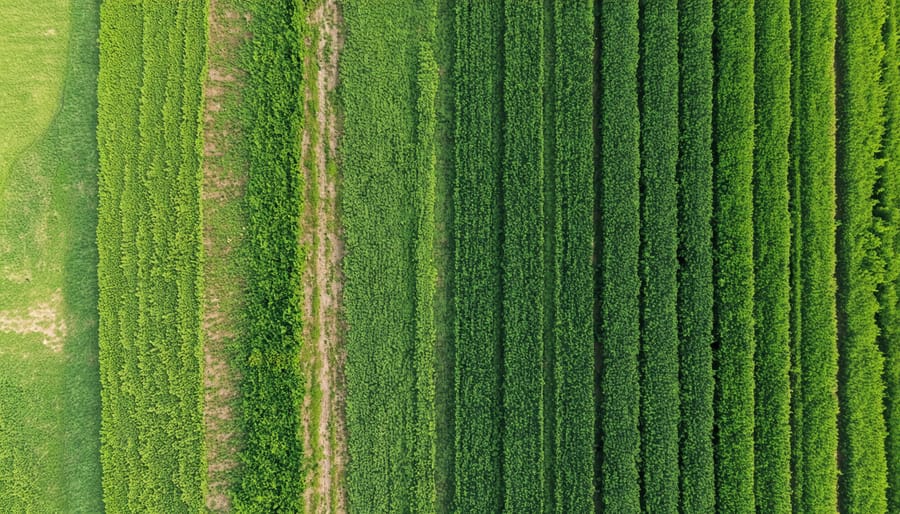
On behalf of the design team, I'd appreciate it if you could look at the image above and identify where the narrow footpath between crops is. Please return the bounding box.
[300,0,347,512]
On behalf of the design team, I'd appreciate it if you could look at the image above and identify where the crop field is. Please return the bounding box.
[3,0,900,513]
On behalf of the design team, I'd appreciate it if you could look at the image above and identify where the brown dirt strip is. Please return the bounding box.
[300,0,347,512]
[202,0,250,511]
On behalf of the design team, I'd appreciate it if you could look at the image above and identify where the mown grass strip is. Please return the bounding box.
[97,1,207,510]
[341,1,437,511]
[501,2,545,511]
[835,0,890,511]
[752,1,793,512]
[453,0,504,511]
[598,0,641,511]
[712,1,756,512]
[638,0,680,511]
[878,2,900,511]
[548,0,595,512]
[233,1,307,511]
[676,0,716,511]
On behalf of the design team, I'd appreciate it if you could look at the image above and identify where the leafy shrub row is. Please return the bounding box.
[712,2,757,512]
[638,0,681,510]
[97,1,207,511]
[233,1,307,511]
[752,1,793,512]
[835,0,890,511]
[597,0,642,511]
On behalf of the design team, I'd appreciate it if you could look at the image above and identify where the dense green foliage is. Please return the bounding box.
[501,3,545,511]
[638,0,680,511]
[452,0,504,511]
[676,1,716,512]
[752,1,793,512]
[233,1,306,511]
[792,1,841,511]
[547,1,596,512]
[712,1,756,512]
[341,1,438,511]
[878,2,900,511]
[97,1,207,510]
[836,0,890,511]
[598,1,641,511]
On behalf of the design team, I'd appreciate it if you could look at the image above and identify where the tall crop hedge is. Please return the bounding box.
[341,1,437,511]
[97,1,207,510]
[676,1,716,512]
[453,1,504,511]
[878,1,900,510]
[712,1,756,512]
[752,1,793,512]
[501,3,544,511]
[835,0,890,511]
[233,1,306,511]
[792,0,840,511]
[597,0,641,511]
[638,0,680,511]
[547,0,596,511]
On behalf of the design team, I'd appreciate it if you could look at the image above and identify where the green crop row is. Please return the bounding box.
[791,0,840,511]
[835,0,890,511]
[878,1,900,511]
[97,1,207,511]
[232,1,307,511]
[752,1,793,512]
[501,2,545,511]
[547,1,596,512]
[598,0,641,511]
[677,0,716,512]
[639,0,680,511]
[713,1,757,512]
[453,0,504,511]
[340,1,438,511]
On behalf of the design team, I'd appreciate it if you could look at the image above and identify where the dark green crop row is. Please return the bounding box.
[547,1,595,512]
[792,0,840,512]
[836,0,890,511]
[233,1,306,511]
[752,0,793,512]
[341,1,438,511]
[501,2,545,511]
[878,1,900,511]
[97,1,207,511]
[453,0,504,511]
[639,0,680,511]
[598,0,642,511]
[713,1,757,513]
[677,0,716,512]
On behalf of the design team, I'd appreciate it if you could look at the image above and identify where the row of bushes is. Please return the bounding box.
[96,1,207,511]
[835,0,890,511]
[676,0,716,511]
[712,1,757,512]
[452,0,505,511]
[638,0,681,510]
[233,0,307,511]
[791,0,840,511]
[500,2,545,511]
[878,1,900,510]
[752,0,793,511]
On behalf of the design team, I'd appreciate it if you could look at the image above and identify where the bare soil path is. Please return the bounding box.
[300,1,347,512]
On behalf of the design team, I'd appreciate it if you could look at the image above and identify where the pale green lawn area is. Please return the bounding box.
[0,1,102,511]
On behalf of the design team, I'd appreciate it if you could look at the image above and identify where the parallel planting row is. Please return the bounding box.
[97,1,207,510]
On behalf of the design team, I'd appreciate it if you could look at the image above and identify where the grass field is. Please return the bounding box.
[0,1,102,511]
[5,1,900,512]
